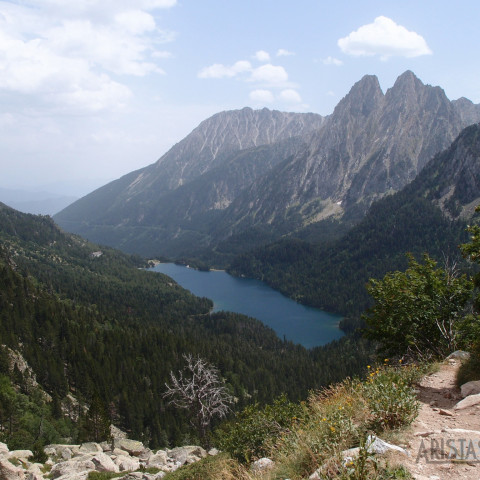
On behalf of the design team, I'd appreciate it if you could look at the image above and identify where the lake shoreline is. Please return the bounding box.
[151,262,343,349]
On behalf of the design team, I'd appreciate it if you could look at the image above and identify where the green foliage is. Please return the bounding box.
[163,453,246,480]
[215,394,304,463]
[457,341,480,386]
[363,254,473,360]
[362,365,420,430]
[0,204,375,449]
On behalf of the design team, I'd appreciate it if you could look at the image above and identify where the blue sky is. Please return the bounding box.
[0,0,479,196]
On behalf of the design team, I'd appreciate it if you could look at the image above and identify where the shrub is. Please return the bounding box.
[215,394,304,463]
[457,341,480,386]
[362,365,420,430]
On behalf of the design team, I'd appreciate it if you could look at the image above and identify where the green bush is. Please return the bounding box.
[457,342,480,386]
[362,365,420,430]
[215,394,304,463]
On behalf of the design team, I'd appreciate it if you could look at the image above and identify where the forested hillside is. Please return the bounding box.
[0,203,372,451]
[230,124,480,316]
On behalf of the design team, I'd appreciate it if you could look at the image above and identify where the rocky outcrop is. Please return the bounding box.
[0,437,218,480]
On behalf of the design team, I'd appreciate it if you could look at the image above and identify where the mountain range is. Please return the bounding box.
[55,71,480,262]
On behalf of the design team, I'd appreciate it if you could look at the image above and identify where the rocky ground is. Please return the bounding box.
[393,355,480,480]
[0,433,219,480]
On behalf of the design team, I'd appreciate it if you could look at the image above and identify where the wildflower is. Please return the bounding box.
[367,365,371,369]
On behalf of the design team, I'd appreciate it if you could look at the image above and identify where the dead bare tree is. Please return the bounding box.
[163,354,233,445]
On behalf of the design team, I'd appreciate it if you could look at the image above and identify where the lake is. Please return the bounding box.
[152,263,343,348]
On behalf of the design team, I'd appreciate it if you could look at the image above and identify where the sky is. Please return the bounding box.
[0,0,479,197]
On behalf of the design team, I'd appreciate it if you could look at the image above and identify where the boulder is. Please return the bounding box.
[366,435,408,455]
[100,441,113,452]
[7,450,33,461]
[114,454,140,472]
[26,474,44,480]
[91,452,119,473]
[137,448,152,461]
[460,380,480,398]
[44,445,80,459]
[147,450,168,468]
[0,459,25,479]
[446,351,470,360]
[110,425,128,440]
[49,457,95,479]
[454,393,480,410]
[251,457,274,472]
[113,448,130,457]
[114,439,145,456]
[167,446,207,466]
[0,442,9,454]
[78,443,102,454]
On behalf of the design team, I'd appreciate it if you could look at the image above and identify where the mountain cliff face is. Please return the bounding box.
[221,71,473,234]
[55,71,480,260]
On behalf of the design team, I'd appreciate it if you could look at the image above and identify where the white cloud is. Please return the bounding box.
[198,60,252,79]
[254,50,270,62]
[338,16,432,60]
[0,0,174,114]
[249,89,274,103]
[250,64,288,84]
[279,89,302,103]
[323,56,343,66]
[276,49,294,57]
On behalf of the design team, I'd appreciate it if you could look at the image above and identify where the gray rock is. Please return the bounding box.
[366,435,408,455]
[0,442,9,454]
[461,380,480,398]
[100,441,113,452]
[147,450,168,468]
[446,350,470,360]
[0,458,25,479]
[44,445,80,459]
[7,450,33,461]
[79,442,102,454]
[113,447,130,457]
[91,452,119,472]
[50,457,95,479]
[110,425,128,440]
[251,457,274,472]
[167,446,207,466]
[26,474,44,480]
[114,454,140,472]
[454,393,480,410]
[114,439,145,456]
[137,448,152,461]
[208,448,219,456]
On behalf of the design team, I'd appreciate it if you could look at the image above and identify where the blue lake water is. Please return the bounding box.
[152,263,343,348]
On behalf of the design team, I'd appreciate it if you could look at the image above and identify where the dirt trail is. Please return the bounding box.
[399,359,480,480]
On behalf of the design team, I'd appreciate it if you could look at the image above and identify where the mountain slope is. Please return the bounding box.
[55,108,324,225]
[230,123,480,316]
[0,203,372,448]
[55,72,480,261]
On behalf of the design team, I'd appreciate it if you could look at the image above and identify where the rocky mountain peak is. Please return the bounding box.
[332,74,384,119]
